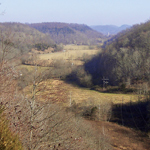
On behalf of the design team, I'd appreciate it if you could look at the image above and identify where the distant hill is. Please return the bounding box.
[90,24,131,35]
[28,22,104,45]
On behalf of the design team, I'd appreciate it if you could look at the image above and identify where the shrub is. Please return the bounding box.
[34,43,50,51]
[0,105,23,150]
[119,83,126,91]
[75,66,93,87]
[53,44,64,52]
[17,68,33,89]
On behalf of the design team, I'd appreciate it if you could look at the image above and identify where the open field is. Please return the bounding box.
[20,44,101,67]
[64,44,96,50]
[24,79,139,106]
[39,49,100,62]
[39,49,99,60]
[39,45,101,65]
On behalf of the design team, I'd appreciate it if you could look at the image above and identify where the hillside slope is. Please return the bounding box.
[28,22,104,44]
[0,22,55,53]
[84,21,150,86]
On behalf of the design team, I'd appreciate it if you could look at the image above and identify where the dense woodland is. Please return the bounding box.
[0,21,150,150]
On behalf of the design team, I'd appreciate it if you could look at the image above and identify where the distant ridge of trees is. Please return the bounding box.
[28,22,104,45]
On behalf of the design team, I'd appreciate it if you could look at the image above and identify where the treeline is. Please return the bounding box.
[28,22,104,45]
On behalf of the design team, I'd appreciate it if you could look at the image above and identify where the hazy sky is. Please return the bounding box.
[0,0,150,26]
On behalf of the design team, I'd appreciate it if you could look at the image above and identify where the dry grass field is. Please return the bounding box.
[24,79,138,106]
[64,44,95,50]
[39,49,99,60]
[38,45,101,65]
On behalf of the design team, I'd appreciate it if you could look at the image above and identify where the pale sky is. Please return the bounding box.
[0,0,150,26]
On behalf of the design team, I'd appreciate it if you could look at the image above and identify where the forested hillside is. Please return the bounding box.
[84,21,150,86]
[28,22,104,45]
[0,22,55,54]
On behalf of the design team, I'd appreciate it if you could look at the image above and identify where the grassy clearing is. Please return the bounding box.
[24,79,138,106]
[64,44,94,50]
[63,84,138,106]
[39,49,99,60]
[39,44,101,61]
[39,49,100,66]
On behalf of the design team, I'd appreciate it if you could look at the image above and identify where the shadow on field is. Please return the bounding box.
[110,100,149,132]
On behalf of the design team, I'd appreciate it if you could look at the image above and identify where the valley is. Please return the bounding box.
[0,21,150,150]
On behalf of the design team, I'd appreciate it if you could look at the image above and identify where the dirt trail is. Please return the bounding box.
[88,120,150,150]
